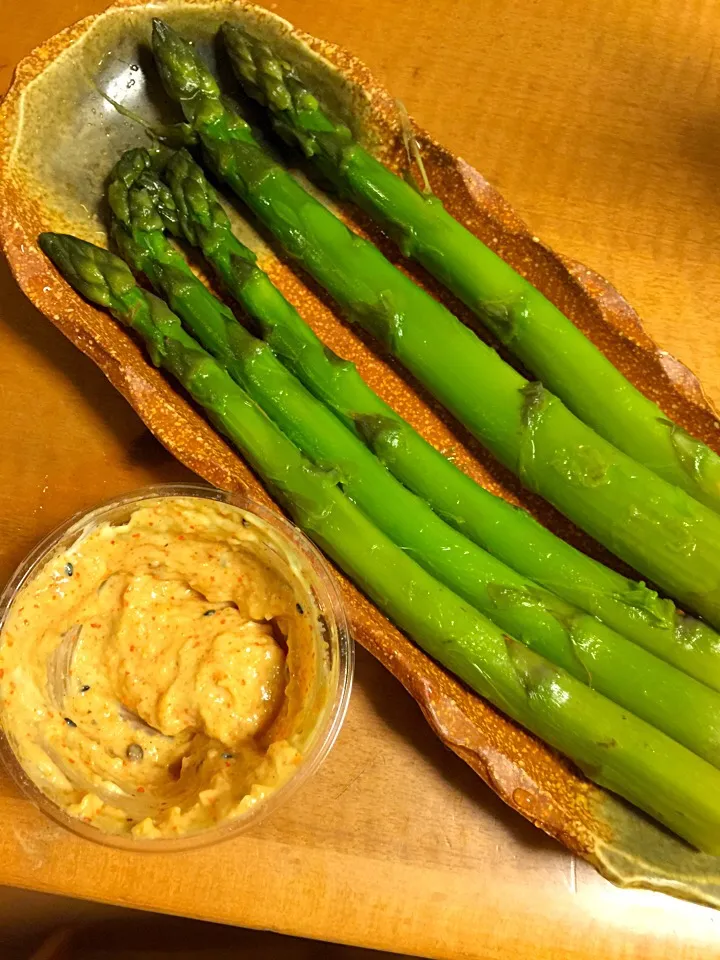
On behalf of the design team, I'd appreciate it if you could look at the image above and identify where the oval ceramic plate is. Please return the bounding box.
[2,0,720,907]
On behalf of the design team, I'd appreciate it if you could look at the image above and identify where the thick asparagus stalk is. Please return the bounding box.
[36,231,720,853]
[160,146,720,692]
[222,24,720,515]
[107,146,720,764]
[151,20,720,628]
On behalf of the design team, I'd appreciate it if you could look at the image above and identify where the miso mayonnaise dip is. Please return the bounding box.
[0,492,348,842]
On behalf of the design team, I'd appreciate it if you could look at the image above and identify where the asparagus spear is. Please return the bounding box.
[37,231,720,853]
[160,146,720,692]
[151,20,720,628]
[107,145,720,764]
[222,24,720,515]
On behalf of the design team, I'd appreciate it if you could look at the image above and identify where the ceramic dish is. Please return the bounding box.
[2,0,720,902]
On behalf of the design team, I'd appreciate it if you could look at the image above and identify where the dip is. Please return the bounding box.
[0,494,337,840]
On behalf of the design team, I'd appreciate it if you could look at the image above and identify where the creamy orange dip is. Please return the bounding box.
[0,496,328,839]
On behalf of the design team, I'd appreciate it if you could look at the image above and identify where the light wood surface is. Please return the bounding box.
[3,0,720,957]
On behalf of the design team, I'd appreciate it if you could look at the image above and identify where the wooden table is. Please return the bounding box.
[3,0,720,956]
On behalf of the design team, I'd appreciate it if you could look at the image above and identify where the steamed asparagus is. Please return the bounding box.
[160,146,720,692]
[223,22,720,514]
[150,20,720,628]
[37,231,720,853]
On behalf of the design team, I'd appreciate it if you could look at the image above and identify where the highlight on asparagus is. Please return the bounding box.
[151,19,720,629]
[222,22,720,515]
[38,231,720,855]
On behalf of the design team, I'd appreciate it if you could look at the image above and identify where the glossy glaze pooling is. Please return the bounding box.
[2,0,720,904]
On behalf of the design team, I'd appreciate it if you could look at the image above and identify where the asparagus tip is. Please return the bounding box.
[38,231,60,259]
[38,233,135,308]
[151,17,220,105]
[220,21,248,44]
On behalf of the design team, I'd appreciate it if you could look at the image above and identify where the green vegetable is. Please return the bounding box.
[37,230,720,854]
[223,22,720,515]
[150,20,720,629]
[161,147,720,691]
[149,145,720,764]
[108,147,720,764]
[361,415,720,690]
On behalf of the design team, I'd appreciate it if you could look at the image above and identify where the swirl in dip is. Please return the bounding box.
[0,496,332,839]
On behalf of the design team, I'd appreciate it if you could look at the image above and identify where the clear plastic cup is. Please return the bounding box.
[0,483,353,850]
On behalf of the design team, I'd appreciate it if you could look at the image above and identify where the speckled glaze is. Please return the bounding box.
[2,0,720,906]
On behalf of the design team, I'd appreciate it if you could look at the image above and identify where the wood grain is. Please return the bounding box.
[2,0,720,957]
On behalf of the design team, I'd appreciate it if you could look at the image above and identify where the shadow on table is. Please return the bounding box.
[0,887,412,959]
